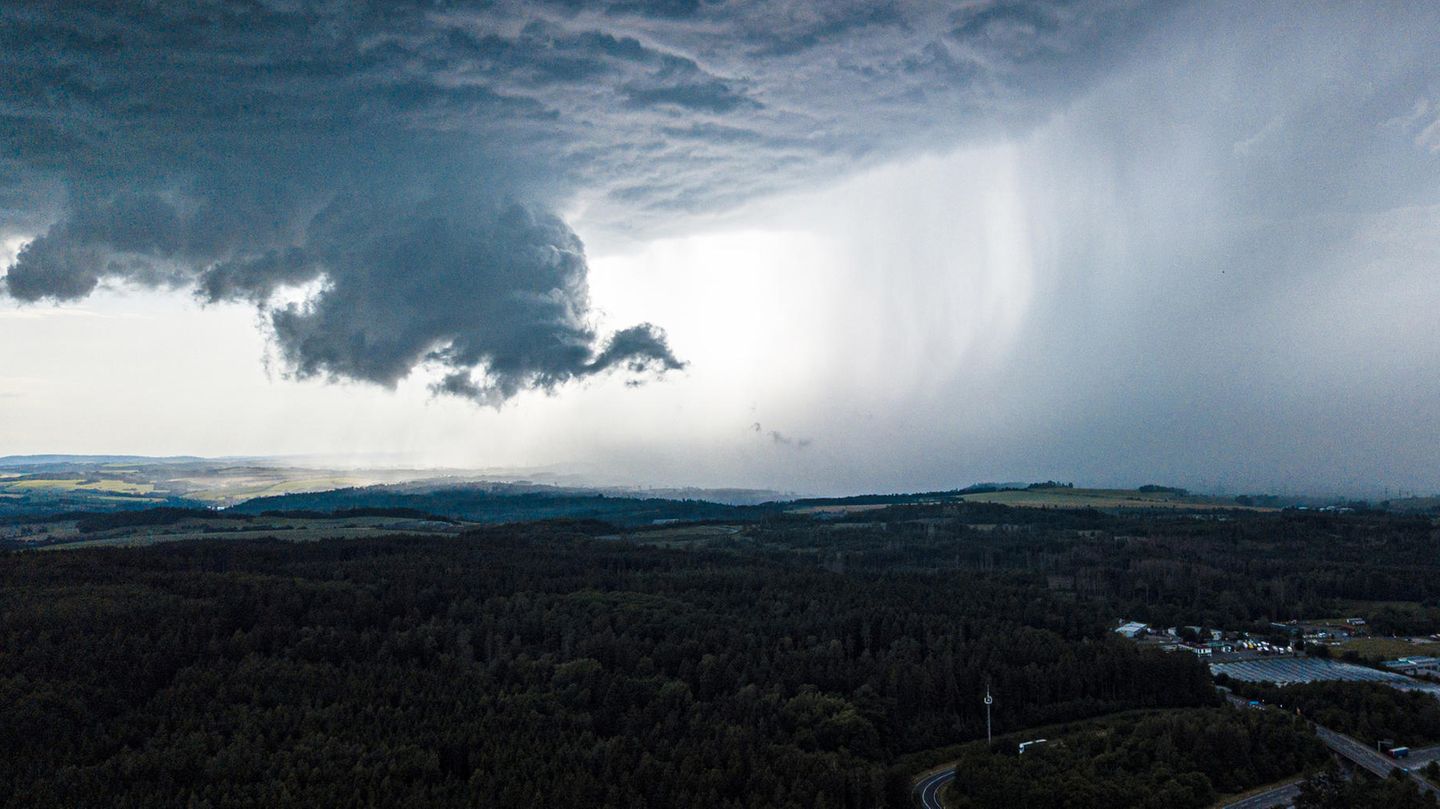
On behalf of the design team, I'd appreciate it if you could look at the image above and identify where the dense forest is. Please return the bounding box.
[739,504,1440,634]
[943,707,1327,808]
[229,486,769,526]
[15,487,1440,641]
[4,499,1439,807]
[0,523,1214,808]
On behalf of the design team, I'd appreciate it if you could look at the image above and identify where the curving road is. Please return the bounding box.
[914,767,955,809]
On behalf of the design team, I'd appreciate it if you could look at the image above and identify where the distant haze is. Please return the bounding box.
[3,2,1440,497]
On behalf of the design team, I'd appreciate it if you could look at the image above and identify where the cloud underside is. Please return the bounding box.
[5,188,681,402]
[0,1,1145,401]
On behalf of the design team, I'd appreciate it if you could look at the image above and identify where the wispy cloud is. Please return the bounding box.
[751,422,811,450]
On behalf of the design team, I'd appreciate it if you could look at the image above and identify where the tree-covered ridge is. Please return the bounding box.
[741,505,1440,634]
[0,526,1215,809]
[228,485,766,526]
[6,503,1440,807]
[944,707,1327,809]
[17,487,1440,640]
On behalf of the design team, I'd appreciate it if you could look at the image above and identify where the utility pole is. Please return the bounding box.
[984,686,993,746]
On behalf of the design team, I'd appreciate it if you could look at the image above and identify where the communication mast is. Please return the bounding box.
[984,686,993,746]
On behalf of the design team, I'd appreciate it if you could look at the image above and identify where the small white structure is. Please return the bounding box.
[1115,621,1148,639]
[1383,656,1440,677]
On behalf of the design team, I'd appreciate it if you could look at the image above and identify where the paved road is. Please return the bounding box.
[913,767,955,809]
[1220,780,1301,809]
[1314,725,1440,797]
[1315,725,1395,778]
[1218,689,1249,709]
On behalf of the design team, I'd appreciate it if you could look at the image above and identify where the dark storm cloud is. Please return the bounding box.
[262,196,682,400]
[621,79,755,113]
[0,0,1146,402]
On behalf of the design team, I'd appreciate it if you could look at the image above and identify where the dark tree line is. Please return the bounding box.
[743,504,1440,634]
[944,707,1327,809]
[0,525,1215,809]
[5,502,1439,807]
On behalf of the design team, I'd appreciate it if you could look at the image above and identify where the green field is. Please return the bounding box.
[182,475,372,504]
[788,503,892,515]
[29,515,469,551]
[614,524,745,547]
[1336,636,1440,662]
[957,487,1268,511]
[7,478,86,490]
[6,478,156,495]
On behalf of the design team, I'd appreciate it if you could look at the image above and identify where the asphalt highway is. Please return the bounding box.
[1314,726,1440,798]
[913,767,955,809]
[1220,781,1301,809]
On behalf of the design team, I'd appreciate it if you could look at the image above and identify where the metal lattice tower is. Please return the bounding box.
[984,686,993,746]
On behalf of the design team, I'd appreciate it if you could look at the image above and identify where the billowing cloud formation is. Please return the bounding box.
[0,1,1146,401]
[5,182,683,400]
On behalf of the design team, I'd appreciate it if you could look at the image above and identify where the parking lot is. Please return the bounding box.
[1212,657,1440,699]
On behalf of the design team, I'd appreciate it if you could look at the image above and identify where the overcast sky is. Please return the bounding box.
[3,1,1440,496]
